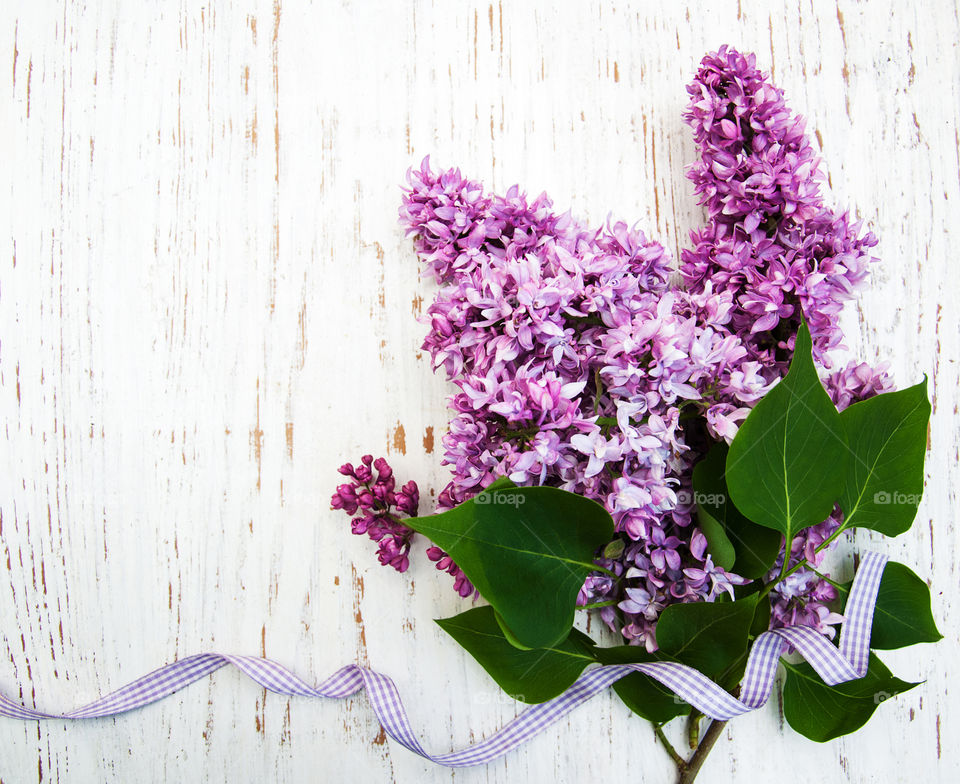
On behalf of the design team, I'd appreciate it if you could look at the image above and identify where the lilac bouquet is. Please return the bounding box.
[332,47,938,782]
[337,46,886,641]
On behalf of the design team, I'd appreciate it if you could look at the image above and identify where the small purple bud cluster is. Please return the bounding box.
[426,546,476,598]
[331,456,419,573]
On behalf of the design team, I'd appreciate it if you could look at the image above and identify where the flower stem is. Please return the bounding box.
[808,566,843,589]
[590,564,620,579]
[653,723,686,769]
[577,599,618,610]
[758,525,847,599]
[593,367,604,415]
[677,720,727,784]
[686,711,702,749]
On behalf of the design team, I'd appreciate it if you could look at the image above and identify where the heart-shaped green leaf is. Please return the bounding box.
[837,379,930,536]
[407,484,614,648]
[693,442,783,578]
[655,594,758,684]
[726,323,847,544]
[435,606,596,703]
[783,654,920,742]
[835,561,942,649]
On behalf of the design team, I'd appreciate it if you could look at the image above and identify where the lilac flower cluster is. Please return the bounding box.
[398,160,766,647]
[332,47,893,650]
[681,45,880,371]
[331,456,420,573]
[677,46,892,634]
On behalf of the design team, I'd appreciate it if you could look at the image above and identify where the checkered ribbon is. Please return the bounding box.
[0,552,887,766]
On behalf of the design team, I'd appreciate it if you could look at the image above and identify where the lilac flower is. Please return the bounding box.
[427,546,477,598]
[680,46,881,371]
[331,456,419,573]
[683,558,743,602]
[397,156,757,628]
[769,569,844,638]
[826,359,894,412]
[672,46,899,640]
[704,403,752,443]
[395,134,890,645]
[570,430,623,478]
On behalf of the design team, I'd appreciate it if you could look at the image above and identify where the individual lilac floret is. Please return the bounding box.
[331,455,419,573]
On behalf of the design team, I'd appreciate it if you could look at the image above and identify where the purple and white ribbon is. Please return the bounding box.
[0,552,887,766]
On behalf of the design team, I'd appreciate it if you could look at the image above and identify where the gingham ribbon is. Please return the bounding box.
[0,552,887,766]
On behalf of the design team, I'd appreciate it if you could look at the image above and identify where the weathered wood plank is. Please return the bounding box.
[1,1,956,781]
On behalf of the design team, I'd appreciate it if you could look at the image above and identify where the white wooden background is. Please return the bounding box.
[2,1,958,781]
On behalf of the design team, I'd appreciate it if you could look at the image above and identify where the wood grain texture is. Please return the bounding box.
[2,0,958,781]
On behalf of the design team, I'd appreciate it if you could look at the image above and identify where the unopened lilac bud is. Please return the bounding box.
[373,457,392,479]
[350,516,371,535]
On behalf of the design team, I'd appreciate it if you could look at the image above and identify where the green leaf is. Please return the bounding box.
[749,589,772,637]
[435,606,596,704]
[783,654,920,742]
[695,505,737,571]
[692,442,783,578]
[655,594,758,684]
[494,611,534,650]
[837,379,931,536]
[835,561,942,649]
[726,323,847,544]
[406,484,614,648]
[731,580,774,637]
[594,646,689,723]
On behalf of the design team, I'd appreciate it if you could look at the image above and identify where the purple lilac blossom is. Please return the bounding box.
[334,46,895,650]
[678,46,894,638]
[680,45,880,373]
[399,157,756,648]
[331,456,420,573]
